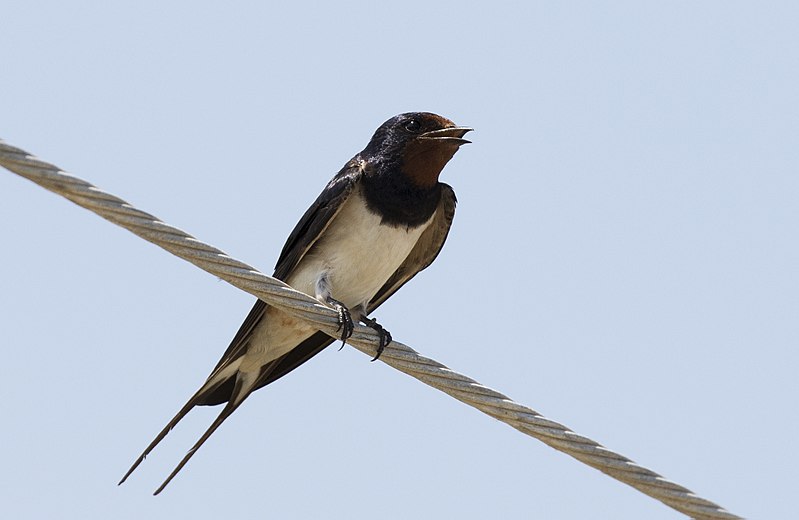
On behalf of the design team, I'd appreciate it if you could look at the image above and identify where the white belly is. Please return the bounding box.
[239,186,434,370]
[287,186,433,308]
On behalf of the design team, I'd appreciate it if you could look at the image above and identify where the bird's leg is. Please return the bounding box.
[324,296,354,346]
[316,272,354,346]
[359,315,392,361]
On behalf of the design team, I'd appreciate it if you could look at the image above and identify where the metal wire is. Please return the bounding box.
[0,139,742,519]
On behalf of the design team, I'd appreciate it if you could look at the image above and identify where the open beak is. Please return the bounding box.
[420,126,473,146]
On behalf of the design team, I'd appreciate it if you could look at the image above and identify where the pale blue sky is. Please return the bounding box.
[1,2,797,519]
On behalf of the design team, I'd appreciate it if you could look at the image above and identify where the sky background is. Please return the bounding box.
[1,2,796,519]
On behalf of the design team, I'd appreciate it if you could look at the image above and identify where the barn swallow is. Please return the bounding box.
[118,112,471,494]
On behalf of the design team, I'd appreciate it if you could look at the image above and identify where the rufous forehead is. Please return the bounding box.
[427,114,456,128]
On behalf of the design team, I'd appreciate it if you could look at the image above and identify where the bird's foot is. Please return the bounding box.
[326,297,354,348]
[360,316,392,361]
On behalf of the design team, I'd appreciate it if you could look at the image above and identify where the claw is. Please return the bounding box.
[361,316,392,361]
[327,298,353,348]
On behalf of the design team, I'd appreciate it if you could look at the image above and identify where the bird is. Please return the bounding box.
[118,111,471,494]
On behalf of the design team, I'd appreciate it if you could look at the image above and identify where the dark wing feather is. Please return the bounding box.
[206,299,266,374]
[122,161,369,485]
[197,161,362,401]
[200,180,456,405]
[273,161,362,280]
[226,183,458,400]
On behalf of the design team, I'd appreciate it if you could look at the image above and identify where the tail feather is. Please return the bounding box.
[118,363,241,486]
[118,399,194,486]
[152,371,258,495]
[121,345,287,493]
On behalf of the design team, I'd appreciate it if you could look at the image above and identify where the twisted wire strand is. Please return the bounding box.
[0,140,741,520]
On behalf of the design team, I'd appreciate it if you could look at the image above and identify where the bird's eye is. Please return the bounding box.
[404,119,421,133]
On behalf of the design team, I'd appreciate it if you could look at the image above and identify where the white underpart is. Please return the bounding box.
[237,185,434,373]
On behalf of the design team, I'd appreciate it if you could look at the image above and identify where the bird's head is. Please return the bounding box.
[362,112,472,187]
